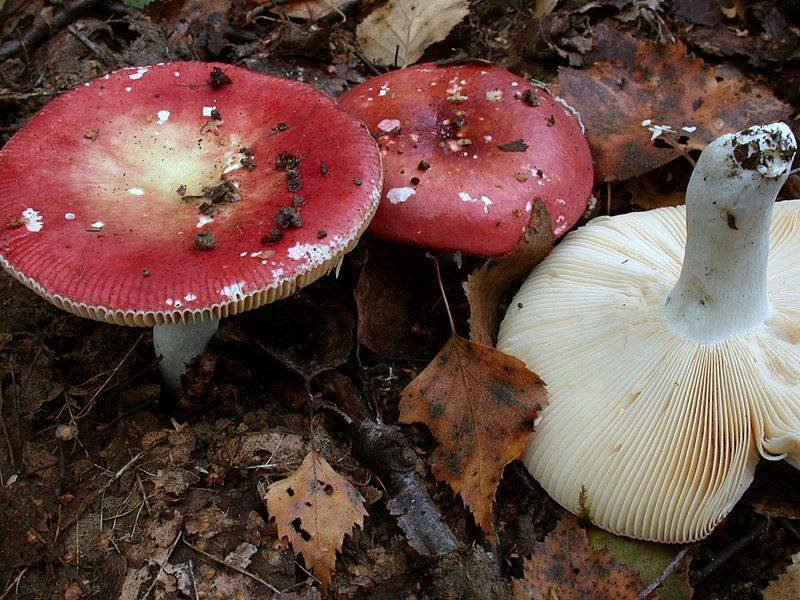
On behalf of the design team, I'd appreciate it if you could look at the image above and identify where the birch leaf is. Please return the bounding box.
[399,336,546,539]
[356,0,469,67]
[763,551,800,600]
[265,450,368,591]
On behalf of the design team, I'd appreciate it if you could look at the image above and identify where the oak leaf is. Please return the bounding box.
[265,450,368,591]
[399,336,546,538]
[356,0,469,67]
[512,516,645,600]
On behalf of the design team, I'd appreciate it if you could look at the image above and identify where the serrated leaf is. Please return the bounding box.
[356,0,470,68]
[399,335,546,539]
[762,551,800,600]
[512,516,645,600]
[265,450,368,591]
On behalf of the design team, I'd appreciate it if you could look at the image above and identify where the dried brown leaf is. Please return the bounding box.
[763,551,800,600]
[265,450,368,591]
[356,0,469,67]
[281,0,347,20]
[554,23,793,182]
[465,199,554,346]
[356,242,448,358]
[512,516,645,600]
[399,336,546,537]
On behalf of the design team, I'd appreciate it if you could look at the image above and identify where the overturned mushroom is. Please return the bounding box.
[338,63,594,256]
[497,123,800,543]
[0,62,382,395]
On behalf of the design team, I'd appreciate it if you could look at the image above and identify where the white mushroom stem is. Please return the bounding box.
[665,123,797,343]
[153,319,220,396]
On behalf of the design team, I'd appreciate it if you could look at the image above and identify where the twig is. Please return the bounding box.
[75,333,143,419]
[635,545,690,600]
[691,520,768,585]
[182,539,284,595]
[55,447,152,541]
[427,253,456,335]
[67,24,115,68]
[317,371,460,556]
[0,0,103,62]
[782,518,800,541]
[0,567,28,600]
[0,381,15,478]
[141,531,182,599]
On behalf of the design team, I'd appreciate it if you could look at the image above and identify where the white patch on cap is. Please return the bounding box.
[458,193,493,213]
[22,208,43,232]
[223,163,243,174]
[129,67,149,80]
[525,201,532,212]
[197,215,214,228]
[124,87,132,92]
[156,110,170,125]
[272,268,284,278]
[202,106,217,117]
[129,188,145,196]
[387,187,416,204]
[174,71,180,77]
[287,242,333,263]
[483,135,493,142]
[485,90,504,102]
[90,221,104,230]
[378,83,390,96]
[553,214,568,236]
[682,125,697,133]
[377,118,401,132]
[184,293,197,302]
[220,282,246,301]
[240,251,248,257]
[555,198,566,206]
[64,213,76,220]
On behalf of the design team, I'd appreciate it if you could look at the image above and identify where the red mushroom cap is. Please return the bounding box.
[0,62,382,326]
[338,63,594,256]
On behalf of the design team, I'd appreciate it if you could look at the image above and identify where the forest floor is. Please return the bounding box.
[1,0,800,598]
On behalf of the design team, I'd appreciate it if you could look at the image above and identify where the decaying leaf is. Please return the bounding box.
[587,528,693,600]
[465,199,554,346]
[763,551,800,600]
[356,242,449,359]
[399,336,546,538]
[356,0,469,67]
[281,0,348,21]
[554,23,793,182]
[512,516,645,600]
[265,450,368,591]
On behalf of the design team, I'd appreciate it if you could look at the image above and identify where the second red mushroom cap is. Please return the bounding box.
[338,63,595,256]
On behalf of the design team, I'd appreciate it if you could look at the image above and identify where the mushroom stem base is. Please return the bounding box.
[153,319,220,396]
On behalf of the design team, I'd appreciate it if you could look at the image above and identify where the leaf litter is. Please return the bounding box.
[1,0,800,597]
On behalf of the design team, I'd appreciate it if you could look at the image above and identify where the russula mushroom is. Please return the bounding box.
[497,123,800,543]
[0,62,382,395]
[338,63,594,256]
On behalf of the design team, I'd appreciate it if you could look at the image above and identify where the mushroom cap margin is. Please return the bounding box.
[0,62,383,326]
[497,200,800,543]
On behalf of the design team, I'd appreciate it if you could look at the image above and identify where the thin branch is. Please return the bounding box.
[141,531,182,599]
[0,0,103,62]
[635,545,690,600]
[182,540,285,595]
